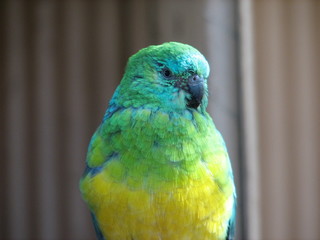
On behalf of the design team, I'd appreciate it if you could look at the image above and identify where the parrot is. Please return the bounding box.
[79,42,236,240]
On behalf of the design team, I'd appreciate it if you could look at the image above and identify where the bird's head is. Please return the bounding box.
[114,42,210,112]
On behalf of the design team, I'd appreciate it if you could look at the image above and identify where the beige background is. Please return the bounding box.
[245,1,320,240]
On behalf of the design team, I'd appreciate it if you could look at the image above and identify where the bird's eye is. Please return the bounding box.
[162,68,173,78]
[189,70,195,75]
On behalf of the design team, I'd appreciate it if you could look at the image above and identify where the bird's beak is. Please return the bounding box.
[186,75,204,109]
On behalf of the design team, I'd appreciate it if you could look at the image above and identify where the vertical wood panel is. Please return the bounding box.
[288,1,320,239]
[251,1,320,239]
[62,2,92,239]
[205,0,240,169]
[90,0,121,122]
[157,0,207,53]
[33,2,60,239]
[5,2,30,239]
[54,2,71,239]
[255,2,293,239]
[24,2,38,238]
[0,0,6,237]
[129,0,150,51]
[239,1,262,239]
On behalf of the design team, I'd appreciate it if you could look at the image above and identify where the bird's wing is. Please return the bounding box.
[81,103,122,240]
[83,103,121,175]
[91,212,106,240]
[226,195,237,240]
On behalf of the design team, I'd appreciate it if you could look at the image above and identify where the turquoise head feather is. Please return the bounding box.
[111,42,210,112]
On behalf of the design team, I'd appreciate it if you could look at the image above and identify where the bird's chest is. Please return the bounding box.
[82,109,235,239]
[88,166,234,240]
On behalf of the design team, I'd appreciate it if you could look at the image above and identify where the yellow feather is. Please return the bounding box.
[80,160,234,240]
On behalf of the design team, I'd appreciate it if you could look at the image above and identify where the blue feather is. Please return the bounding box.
[91,212,106,240]
[83,165,103,177]
[226,195,237,240]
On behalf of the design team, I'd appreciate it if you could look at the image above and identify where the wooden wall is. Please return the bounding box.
[240,1,320,239]
[254,1,320,240]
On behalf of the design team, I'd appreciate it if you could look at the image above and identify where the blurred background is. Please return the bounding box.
[0,0,319,240]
